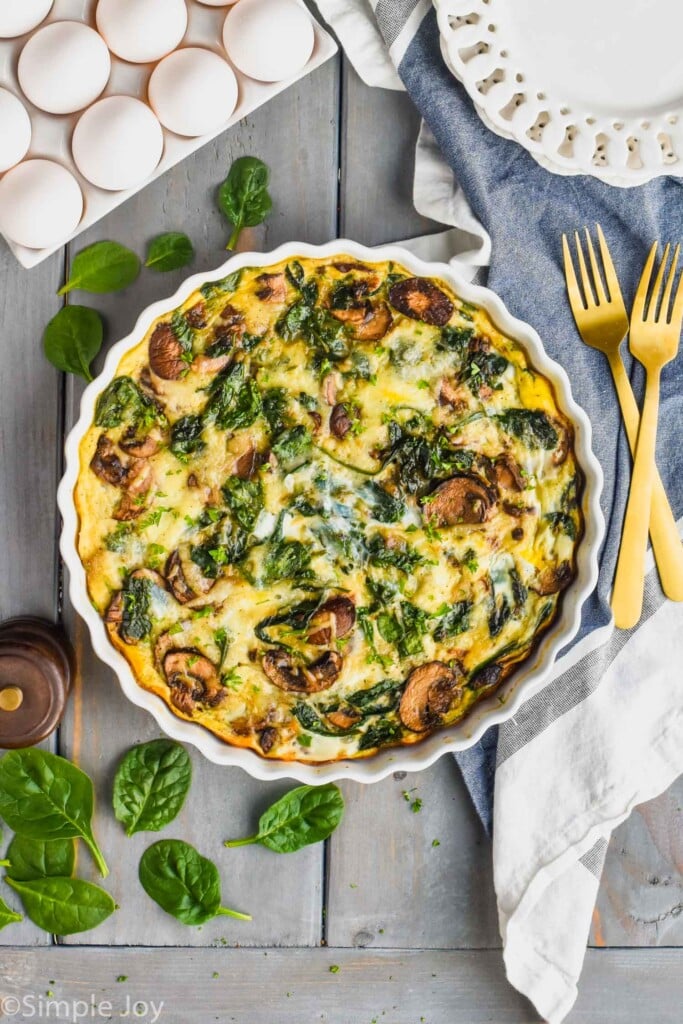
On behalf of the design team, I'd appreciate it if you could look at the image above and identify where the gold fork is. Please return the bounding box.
[562,226,683,605]
[611,243,683,627]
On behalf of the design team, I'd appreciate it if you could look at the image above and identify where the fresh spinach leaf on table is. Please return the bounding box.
[3,835,75,881]
[5,876,115,935]
[224,784,344,853]
[145,232,195,273]
[58,241,141,296]
[43,305,103,382]
[139,840,251,925]
[218,156,273,250]
[0,749,108,877]
[113,740,192,837]
[0,894,22,930]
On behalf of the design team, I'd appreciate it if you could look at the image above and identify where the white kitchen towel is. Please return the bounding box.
[314,2,683,1022]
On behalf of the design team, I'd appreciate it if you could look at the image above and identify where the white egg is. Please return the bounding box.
[96,0,188,64]
[222,0,314,82]
[148,48,238,138]
[72,96,164,192]
[18,22,111,116]
[0,160,83,249]
[0,0,54,39]
[0,89,32,173]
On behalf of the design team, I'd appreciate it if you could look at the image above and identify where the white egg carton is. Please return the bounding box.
[0,0,337,269]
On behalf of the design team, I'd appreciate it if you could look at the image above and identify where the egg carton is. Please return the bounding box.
[0,0,337,269]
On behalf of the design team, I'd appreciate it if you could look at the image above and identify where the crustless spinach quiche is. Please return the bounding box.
[75,256,583,761]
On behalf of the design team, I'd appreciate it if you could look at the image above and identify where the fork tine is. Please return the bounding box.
[595,224,625,305]
[584,228,607,303]
[669,257,683,327]
[632,242,658,323]
[646,242,671,321]
[573,231,595,307]
[661,243,680,323]
[562,234,586,314]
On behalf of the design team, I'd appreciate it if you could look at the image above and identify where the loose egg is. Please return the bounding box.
[96,0,188,64]
[222,0,314,82]
[72,96,164,192]
[0,0,54,39]
[18,22,111,115]
[148,48,238,138]
[0,89,32,173]
[0,160,83,249]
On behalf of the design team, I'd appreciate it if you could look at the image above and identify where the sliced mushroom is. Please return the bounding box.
[130,567,167,590]
[185,302,207,329]
[388,278,454,327]
[220,302,244,325]
[327,708,361,730]
[120,426,164,459]
[308,410,322,433]
[262,649,343,693]
[469,662,503,692]
[329,402,355,440]
[163,649,226,714]
[233,445,264,481]
[308,596,356,645]
[91,435,128,486]
[551,421,572,465]
[165,550,198,604]
[439,378,466,409]
[493,454,525,492]
[399,660,465,733]
[113,460,154,521]
[255,272,287,303]
[322,372,340,406]
[332,260,372,273]
[258,727,278,754]
[192,352,232,375]
[531,561,573,596]
[104,590,123,625]
[149,322,186,380]
[331,301,393,342]
[423,476,494,527]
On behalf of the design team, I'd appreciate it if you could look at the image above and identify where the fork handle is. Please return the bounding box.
[612,367,662,628]
[608,354,683,601]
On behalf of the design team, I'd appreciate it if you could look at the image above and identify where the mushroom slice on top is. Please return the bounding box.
[119,426,164,459]
[232,444,265,481]
[255,272,287,303]
[469,662,503,693]
[163,649,225,715]
[551,421,572,466]
[330,301,393,342]
[399,660,465,733]
[423,476,494,527]
[148,322,187,380]
[165,549,214,604]
[185,302,207,329]
[308,596,356,646]
[493,454,525,492]
[530,561,574,596]
[329,402,355,440]
[262,649,343,694]
[388,277,454,327]
[113,460,154,522]
[91,435,128,486]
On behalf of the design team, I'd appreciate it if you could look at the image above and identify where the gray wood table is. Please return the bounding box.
[1,44,682,1024]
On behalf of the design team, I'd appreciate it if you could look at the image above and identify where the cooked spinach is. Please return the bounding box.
[254,598,321,648]
[438,324,474,356]
[464,352,508,394]
[291,703,355,737]
[121,575,153,642]
[6,876,116,935]
[112,740,192,837]
[433,600,472,641]
[200,269,243,300]
[224,783,344,852]
[545,511,577,540]
[365,534,426,574]
[377,601,429,658]
[385,422,474,494]
[357,718,402,751]
[488,597,511,638]
[204,363,262,431]
[139,840,250,923]
[496,409,558,450]
[346,678,403,715]
[262,539,312,585]
[169,415,205,460]
[95,376,162,429]
[191,527,248,578]
[359,481,405,523]
[170,310,194,352]
[262,387,290,433]
[285,261,318,304]
[222,476,264,532]
[276,301,350,364]
[271,425,312,471]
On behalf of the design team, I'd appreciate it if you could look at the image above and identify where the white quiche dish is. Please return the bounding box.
[59,241,603,783]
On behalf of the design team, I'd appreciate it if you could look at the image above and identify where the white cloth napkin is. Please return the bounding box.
[314,2,683,1021]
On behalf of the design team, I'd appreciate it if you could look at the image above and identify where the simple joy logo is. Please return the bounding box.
[0,993,164,1021]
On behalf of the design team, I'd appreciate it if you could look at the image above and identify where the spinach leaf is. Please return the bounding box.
[43,306,103,382]
[262,539,311,585]
[496,409,558,450]
[139,839,250,924]
[438,325,474,355]
[218,156,272,250]
[464,352,508,394]
[170,415,205,460]
[433,600,472,642]
[365,534,426,574]
[357,718,402,751]
[271,425,312,471]
[145,232,194,272]
[276,302,350,364]
[94,376,162,430]
[58,241,140,295]
[346,678,403,715]
[262,388,289,433]
[200,270,243,300]
[488,597,511,638]
[191,527,248,578]
[544,511,577,540]
[6,877,115,935]
[0,896,22,931]
[4,835,75,881]
[291,704,355,738]
[254,598,321,647]
[0,750,108,877]
[377,601,429,659]
[285,261,318,305]
[113,740,192,837]
[121,575,153,643]
[222,476,264,532]
[224,784,344,853]
[204,364,262,431]
[359,481,405,523]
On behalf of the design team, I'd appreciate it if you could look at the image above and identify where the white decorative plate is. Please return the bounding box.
[58,239,604,785]
[434,0,683,186]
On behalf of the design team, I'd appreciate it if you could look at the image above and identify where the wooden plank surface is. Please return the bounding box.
[58,63,340,947]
